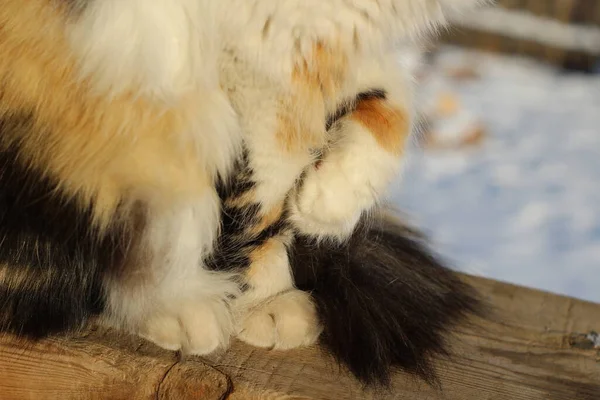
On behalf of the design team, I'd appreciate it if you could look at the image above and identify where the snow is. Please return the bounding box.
[588,331,600,348]
[390,46,600,303]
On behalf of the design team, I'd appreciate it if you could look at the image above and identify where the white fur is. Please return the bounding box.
[68,0,223,99]
[218,51,317,212]
[67,0,483,209]
[69,0,486,95]
[230,236,321,350]
[289,122,402,240]
[221,0,488,87]
[104,191,240,355]
[289,56,413,240]
[237,290,322,350]
[186,89,243,180]
[68,0,243,182]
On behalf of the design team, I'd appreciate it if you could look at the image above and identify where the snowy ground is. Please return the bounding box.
[389,46,600,303]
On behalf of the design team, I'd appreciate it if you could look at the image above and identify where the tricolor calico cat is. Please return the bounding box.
[0,0,488,387]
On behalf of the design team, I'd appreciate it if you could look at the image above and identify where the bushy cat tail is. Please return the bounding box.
[289,211,485,387]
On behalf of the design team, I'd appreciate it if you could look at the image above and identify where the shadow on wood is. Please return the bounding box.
[1,275,599,399]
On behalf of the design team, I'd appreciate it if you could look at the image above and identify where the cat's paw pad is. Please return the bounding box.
[140,299,233,355]
[237,290,322,350]
[290,163,370,238]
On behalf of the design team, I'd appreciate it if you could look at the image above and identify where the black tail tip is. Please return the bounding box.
[291,214,487,388]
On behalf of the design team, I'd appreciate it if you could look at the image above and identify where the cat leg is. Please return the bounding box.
[289,58,413,240]
[102,194,240,355]
[232,234,322,350]
[219,50,327,214]
[211,159,322,350]
[225,0,481,241]
[215,43,351,349]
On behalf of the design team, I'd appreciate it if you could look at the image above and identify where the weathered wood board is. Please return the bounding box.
[1,275,599,399]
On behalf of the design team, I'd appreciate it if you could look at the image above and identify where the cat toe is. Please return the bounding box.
[140,298,233,355]
[141,315,185,351]
[237,290,322,350]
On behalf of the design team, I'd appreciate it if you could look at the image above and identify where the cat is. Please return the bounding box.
[0,0,488,387]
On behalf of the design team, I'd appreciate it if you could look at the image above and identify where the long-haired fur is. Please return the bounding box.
[0,115,131,337]
[0,0,490,390]
[291,213,484,386]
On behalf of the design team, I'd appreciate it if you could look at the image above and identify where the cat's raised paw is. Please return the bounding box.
[237,290,322,350]
[289,162,370,239]
[140,299,233,355]
[289,120,402,240]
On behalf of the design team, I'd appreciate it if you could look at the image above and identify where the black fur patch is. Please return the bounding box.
[208,153,258,271]
[0,113,128,337]
[208,152,288,272]
[289,215,485,387]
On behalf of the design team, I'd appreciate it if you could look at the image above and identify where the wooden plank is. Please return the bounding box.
[0,329,230,400]
[1,275,599,400]
[212,275,600,399]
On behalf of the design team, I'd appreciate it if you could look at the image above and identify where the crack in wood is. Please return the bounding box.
[156,360,180,400]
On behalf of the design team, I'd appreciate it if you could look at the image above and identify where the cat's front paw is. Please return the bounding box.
[289,120,403,240]
[289,161,372,240]
[236,290,322,350]
[140,298,233,355]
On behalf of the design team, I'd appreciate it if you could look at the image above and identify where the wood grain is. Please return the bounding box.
[0,329,230,400]
[1,275,599,399]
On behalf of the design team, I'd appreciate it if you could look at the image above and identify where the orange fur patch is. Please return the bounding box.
[246,239,280,280]
[224,189,257,209]
[352,98,410,155]
[305,42,347,101]
[250,203,284,236]
[246,229,293,276]
[277,42,347,153]
[249,239,278,265]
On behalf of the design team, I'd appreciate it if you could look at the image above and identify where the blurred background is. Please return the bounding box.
[390,0,600,303]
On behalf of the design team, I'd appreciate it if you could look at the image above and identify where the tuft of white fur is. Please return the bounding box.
[185,89,243,181]
[69,0,244,179]
[67,0,221,99]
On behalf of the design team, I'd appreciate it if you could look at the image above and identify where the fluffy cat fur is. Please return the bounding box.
[0,0,489,387]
